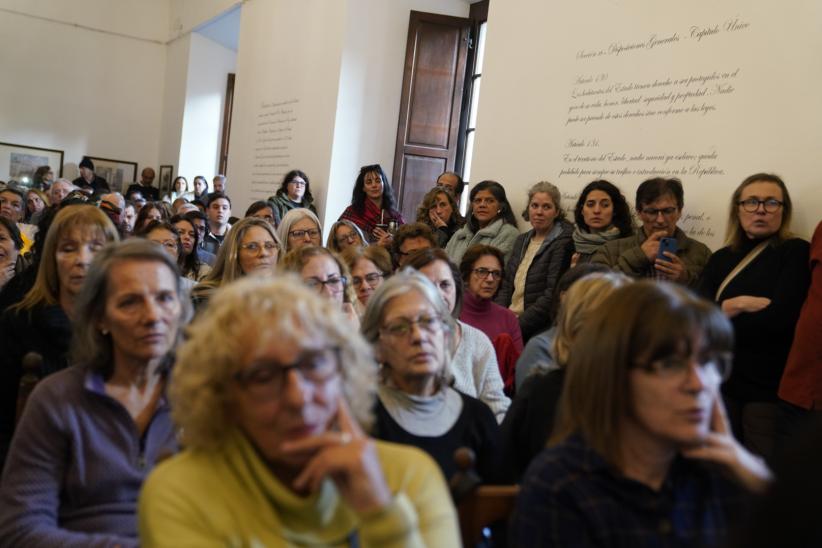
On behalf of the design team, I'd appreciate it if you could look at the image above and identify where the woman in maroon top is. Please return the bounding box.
[458,244,523,353]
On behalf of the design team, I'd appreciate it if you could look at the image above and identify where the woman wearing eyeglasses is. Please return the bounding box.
[137,220,196,294]
[445,180,519,264]
[326,220,368,253]
[510,281,771,548]
[496,182,574,343]
[278,208,323,254]
[459,245,523,354]
[268,169,317,221]
[191,217,281,311]
[362,271,500,483]
[698,173,809,460]
[139,276,460,546]
[341,245,392,314]
[282,246,360,326]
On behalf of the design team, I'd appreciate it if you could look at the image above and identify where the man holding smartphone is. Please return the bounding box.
[592,177,711,286]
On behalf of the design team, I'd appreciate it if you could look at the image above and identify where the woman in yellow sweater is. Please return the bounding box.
[138,276,459,547]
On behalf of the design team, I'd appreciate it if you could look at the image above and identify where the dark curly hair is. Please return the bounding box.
[573,180,634,236]
[276,169,314,204]
[350,164,397,213]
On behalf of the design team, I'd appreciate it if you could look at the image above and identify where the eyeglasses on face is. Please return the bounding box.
[240,241,279,254]
[738,198,783,213]
[336,231,360,244]
[641,207,678,218]
[637,352,732,381]
[233,346,340,397]
[289,228,321,239]
[472,267,503,281]
[352,272,384,288]
[303,276,347,292]
[380,315,442,339]
[288,180,306,187]
[151,239,178,252]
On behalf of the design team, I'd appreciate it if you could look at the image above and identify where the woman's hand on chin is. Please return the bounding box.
[681,398,772,493]
[285,396,391,514]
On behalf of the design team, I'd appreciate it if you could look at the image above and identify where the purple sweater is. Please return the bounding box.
[0,364,178,547]
[460,291,524,352]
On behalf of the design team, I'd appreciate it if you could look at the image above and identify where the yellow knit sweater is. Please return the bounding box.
[139,430,460,547]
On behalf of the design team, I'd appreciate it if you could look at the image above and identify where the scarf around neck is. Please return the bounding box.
[572,225,622,254]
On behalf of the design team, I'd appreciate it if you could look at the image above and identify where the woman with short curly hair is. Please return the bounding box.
[140,276,460,546]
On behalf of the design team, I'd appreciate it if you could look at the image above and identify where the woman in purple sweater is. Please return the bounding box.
[0,240,190,547]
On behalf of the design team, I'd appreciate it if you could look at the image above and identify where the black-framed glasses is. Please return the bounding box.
[233,346,341,397]
[289,228,321,239]
[303,276,347,292]
[352,272,384,288]
[637,352,732,381]
[641,206,678,218]
[380,315,443,339]
[738,198,783,213]
[240,241,279,254]
[472,267,503,280]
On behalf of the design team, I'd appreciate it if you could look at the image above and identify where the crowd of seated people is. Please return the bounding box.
[0,164,820,547]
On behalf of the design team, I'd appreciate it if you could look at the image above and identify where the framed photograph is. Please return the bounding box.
[159,165,173,197]
[0,142,64,189]
[87,156,138,194]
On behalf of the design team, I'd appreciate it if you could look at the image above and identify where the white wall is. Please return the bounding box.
[0,0,168,186]
[471,0,822,248]
[226,0,349,218]
[178,32,236,181]
[227,0,470,227]
[325,0,470,227]
[159,34,190,175]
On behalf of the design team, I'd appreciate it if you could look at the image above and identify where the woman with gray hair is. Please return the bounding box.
[496,181,574,342]
[0,239,190,547]
[277,207,323,254]
[362,270,500,483]
[139,276,459,546]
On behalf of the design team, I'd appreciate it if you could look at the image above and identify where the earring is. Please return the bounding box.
[101,328,109,336]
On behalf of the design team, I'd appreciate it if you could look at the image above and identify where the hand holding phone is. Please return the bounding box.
[656,237,678,262]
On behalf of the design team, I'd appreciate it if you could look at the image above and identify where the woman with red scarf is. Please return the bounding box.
[338,164,404,247]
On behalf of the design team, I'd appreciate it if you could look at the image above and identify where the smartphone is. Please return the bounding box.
[657,237,678,262]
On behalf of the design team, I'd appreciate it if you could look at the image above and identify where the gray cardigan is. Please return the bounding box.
[445,218,520,265]
[496,219,574,341]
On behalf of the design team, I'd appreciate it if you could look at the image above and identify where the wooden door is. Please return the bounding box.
[392,11,470,222]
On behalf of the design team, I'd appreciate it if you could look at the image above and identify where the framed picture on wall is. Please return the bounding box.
[0,142,64,189]
[87,156,138,194]
[158,165,173,198]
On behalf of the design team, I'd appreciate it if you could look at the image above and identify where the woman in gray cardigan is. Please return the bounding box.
[445,180,519,264]
[496,182,574,342]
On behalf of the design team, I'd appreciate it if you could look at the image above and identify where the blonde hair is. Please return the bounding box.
[14,205,119,313]
[724,172,793,250]
[281,245,356,304]
[552,272,631,367]
[326,220,367,253]
[191,217,281,301]
[171,275,378,449]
